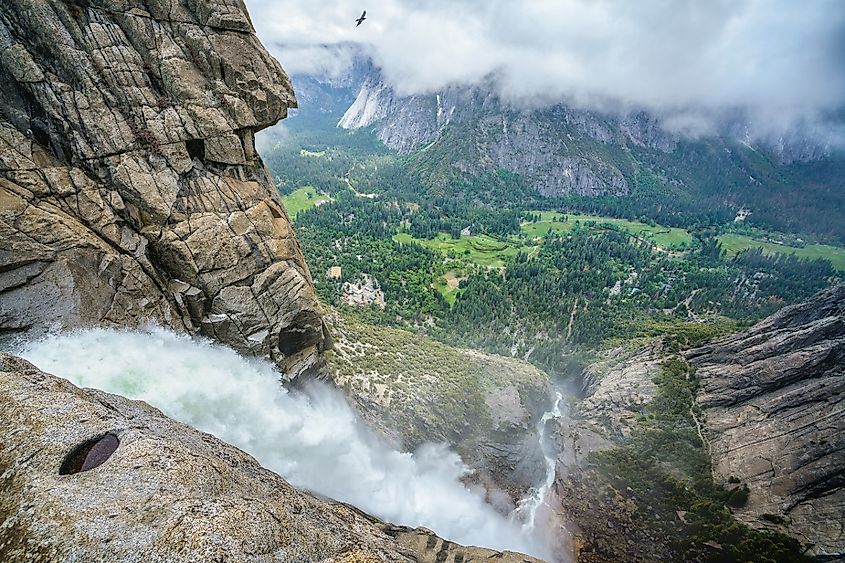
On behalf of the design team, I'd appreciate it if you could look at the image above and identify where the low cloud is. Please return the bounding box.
[245,0,845,133]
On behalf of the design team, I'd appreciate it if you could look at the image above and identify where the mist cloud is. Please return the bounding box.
[245,0,845,131]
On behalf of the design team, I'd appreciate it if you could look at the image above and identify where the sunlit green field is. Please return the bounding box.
[281,186,331,219]
[394,232,526,268]
[718,234,845,271]
[394,211,691,269]
[523,211,692,250]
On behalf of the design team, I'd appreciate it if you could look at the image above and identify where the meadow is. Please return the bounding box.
[393,232,525,268]
[281,186,331,219]
[522,211,693,250]
[718,233,845,271]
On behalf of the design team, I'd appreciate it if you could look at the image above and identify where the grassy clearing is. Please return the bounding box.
[524,212,692,250]
[521,219,575,239]
[394,232,526,268]
[281,186,331,219]
[393,213,689,270]
[434,271,462,305]
[718,233,845,271]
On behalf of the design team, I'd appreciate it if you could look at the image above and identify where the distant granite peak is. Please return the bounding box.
[336,66,843,200]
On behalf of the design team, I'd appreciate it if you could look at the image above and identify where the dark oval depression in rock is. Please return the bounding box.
[60,433,120,475]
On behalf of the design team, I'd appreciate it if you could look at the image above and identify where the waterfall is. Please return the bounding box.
[17,327,551,560]
[513,391,564,532]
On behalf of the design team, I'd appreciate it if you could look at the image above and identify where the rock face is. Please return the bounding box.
[549,343,675,563]
[528,287,844,562]
[0,353,545,563]
[338,71,630,197]
[0,0,327,377]
[564,343,664,461]
[280,44,372,119]
[688,284,845,559]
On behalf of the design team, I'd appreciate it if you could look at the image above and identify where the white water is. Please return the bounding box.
[19,327,550,560]
[513,392,564,532]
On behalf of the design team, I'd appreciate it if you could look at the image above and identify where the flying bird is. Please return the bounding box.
[355,10,367,27]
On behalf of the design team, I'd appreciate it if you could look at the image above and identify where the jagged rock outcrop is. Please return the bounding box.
[0,0,328,377]
[0,353,545,563]
[688,284,845,559]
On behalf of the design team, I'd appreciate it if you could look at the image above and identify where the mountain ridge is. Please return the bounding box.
[329,66,845,243]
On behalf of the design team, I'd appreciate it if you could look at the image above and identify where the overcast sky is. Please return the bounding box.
[245,0,845,129]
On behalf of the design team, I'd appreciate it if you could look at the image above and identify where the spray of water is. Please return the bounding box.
[18,327,552,560]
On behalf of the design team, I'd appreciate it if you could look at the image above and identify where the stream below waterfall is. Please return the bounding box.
[17,327,564,561]
[513,392,564,532]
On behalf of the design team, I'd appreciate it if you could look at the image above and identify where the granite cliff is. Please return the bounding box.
[689,283,845,560]
[0,3,551,561]
[0,0,328,377]
[334,68,845,245]
[338,69,843,198]
[338,71,631,197]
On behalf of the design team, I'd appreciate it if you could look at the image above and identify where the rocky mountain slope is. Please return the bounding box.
[288,46,372,118]
[559,343,666,467]
[341,69,840,161]
[0,352,544,563]
[339,69,840,186]
[550,343,675,563]
[0,0,327,377]
[688,283,845,560]
[325,312,554,502]
[336,69,845,243]
[543,285,844,562]
[338,72,631,197]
